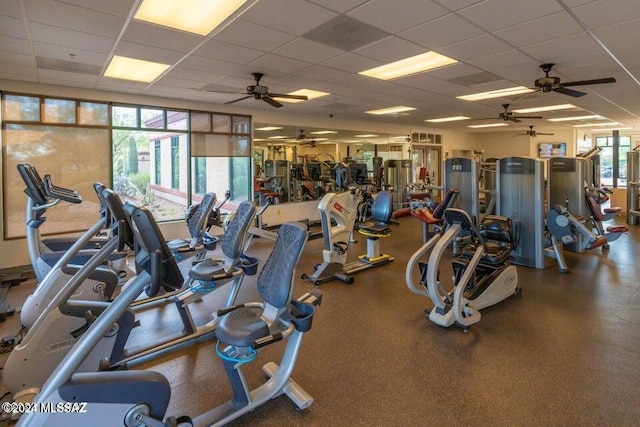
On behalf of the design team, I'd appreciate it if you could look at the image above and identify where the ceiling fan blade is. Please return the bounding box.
[269,93,309,100]
[513,115,543,119]
[262,96,283,108]
[224,95,252,105]
[559,77,616,87]
[537,132,555,135]
[510,117,522,123]
[553,86,586,97]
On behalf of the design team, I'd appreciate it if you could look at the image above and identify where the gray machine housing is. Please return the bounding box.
[496,157,545,269]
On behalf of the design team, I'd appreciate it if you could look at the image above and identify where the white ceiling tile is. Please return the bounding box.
[214,19,296,52]
[354,36,427,63]
[293,65,351,81]
[0,0,23,18]
[0,61,37,76]
[0,35,31,55]
[96,77,148,91]
[398,13,484,50]
[519,32,600,60]
[560,0,599,7]
[467,50,535,74]
[433,0,484,11]
[274,38,344,63]
[0,15,27,38]
[347,0,449,34]
[30,23,115,54]
[0,51,36,66]
[179,55,250,76]
[122,21,204,53]
[439,35,511,61]
[53,0,135,17]
[164,67,225,84]
[34,41,107,65]
[427,63,483,80]
[248,53,311,74]
[493,12,583,48]
[320,52,382,73]
[25,0,127,38]
[0,71,38,82]
[194,39,265,64]
[572,0,640,29]
[38,68,100,84]
[114,40,184,64]
[241,0,338,36]
[307,0,371,14]
[152,76,206,90]
[594,17,640,46]
[458,0,563,31]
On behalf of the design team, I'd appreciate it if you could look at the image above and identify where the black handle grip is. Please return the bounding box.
[253,332,283,349]
[43,174,82,204]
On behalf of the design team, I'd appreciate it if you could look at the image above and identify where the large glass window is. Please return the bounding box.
[171,137,180,190]
[596,135,630,187]
[595,136,631,187]
[3,94,252,239]
[2,95,110,239]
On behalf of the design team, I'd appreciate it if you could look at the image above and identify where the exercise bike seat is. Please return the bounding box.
[461,215,514,266]
[356,191,393,236]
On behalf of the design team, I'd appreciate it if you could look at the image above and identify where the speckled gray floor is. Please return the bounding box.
[1,214,639,426]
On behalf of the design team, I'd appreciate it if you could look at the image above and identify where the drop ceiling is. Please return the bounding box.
[1,0,640,133]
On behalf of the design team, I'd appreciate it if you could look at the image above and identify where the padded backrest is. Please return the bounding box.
[371,191,393,223]
[479,215,514,244]
[100,187,135,250]
[221,200,256,259]
[432,189,460,219]
[418,167,427,181]
[123,202,184,292]
[185,192,216,239]
[443,208,473,230]
[585,193,604,221]
[257,222,308,309]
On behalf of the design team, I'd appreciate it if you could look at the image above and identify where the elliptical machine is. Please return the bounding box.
[406,208,520,330]
[17,210,322,427]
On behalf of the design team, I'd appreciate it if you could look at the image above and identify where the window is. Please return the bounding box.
[596,134,630,187]
[1,94,110,239]
[194,157,206,194]
[154,140,161,184]
[171,137,180,190]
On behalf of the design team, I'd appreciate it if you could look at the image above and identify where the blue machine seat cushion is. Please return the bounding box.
[215,307,268,347]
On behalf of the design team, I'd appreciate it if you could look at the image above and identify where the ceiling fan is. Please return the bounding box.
[296,130,317,147]
[515,125,554,137]
[477,104,543,123]
[530,63,616,98]
[225,72,308,108]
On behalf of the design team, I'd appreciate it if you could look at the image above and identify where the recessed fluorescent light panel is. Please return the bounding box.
[426,116,470,123]
[273,89,330,103]
[457,86,534,101]
[468,123,509,128]
[548,115,603,122]
[268,135,289,139]
[310,130,338,135]
[573,122,622,128]
[355,134,378,138]
[512,104,576,113]
[255,126,283,131]
[134,0,249,36]
[104,55,170,82]
[365,106,416,115]
[359,51,458,80]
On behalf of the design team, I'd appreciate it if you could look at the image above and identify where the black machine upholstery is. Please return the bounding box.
[167,192,216,255]
[215,222,308,347]
[123,202,184,295]
[188,200,256,282]
[357,191,393,235]
[462,214,515,265]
